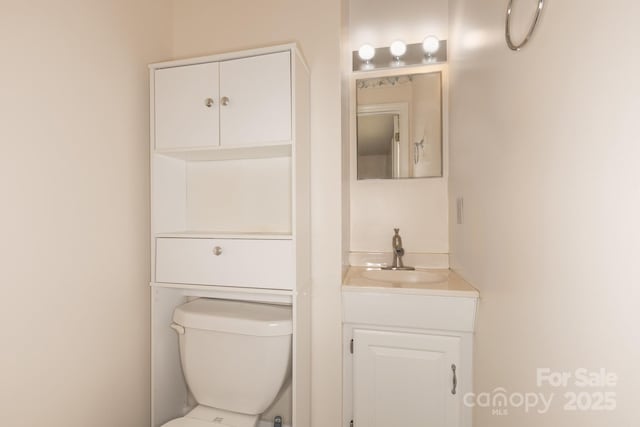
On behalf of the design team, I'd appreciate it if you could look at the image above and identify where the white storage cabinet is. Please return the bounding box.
[343,290,477,427]
[149,44,310,427]
[155,50,291,150]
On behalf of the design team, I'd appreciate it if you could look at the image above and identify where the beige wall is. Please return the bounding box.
[0,1,172,426]
[169,1,344,425]
[449,0,640,425]
[349,0,448,51]
[341,0,353,274]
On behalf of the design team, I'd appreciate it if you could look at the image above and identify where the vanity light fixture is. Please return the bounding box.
[352,37,447,72]
[358,44,376,62]
[422,35,440,56]
[389,40,407,61]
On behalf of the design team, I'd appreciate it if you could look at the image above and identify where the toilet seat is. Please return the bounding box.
[162,417,230,427]
[160,405,259,427]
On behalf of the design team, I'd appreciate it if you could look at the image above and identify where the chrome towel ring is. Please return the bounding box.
[505,0,545,51]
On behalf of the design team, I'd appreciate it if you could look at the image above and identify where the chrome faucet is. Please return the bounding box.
[382,228,415,271]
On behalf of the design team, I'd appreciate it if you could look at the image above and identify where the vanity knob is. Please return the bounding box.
[221,96,230,106]
[205,98,214,108]
[212,246,223,256]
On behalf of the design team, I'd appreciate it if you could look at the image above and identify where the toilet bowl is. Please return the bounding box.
[161,298,292,427]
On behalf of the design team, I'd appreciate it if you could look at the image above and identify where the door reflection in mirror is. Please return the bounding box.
[356,72,442,179]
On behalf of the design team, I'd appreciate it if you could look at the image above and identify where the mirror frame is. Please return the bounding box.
[350,64,448,183]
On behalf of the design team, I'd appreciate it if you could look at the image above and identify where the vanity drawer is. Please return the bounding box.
[155,238,294,290]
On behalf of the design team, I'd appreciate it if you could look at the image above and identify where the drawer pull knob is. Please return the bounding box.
[212,246,223,256]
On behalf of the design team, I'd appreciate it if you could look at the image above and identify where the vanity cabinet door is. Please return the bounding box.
[352,329,460,427]
[219,51,291,147]
[154,62,220,150]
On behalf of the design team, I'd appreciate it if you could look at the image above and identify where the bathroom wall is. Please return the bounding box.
[349,0,448,50]
[168,1,345,425]
[0,1,172,426]
[348,0,450,258]
[448,0,640,425]
[342,0,353,275]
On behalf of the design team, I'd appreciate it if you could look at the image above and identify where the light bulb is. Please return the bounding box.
[422,35,440,56]
[358,44,375,62]
[389,40,407,59]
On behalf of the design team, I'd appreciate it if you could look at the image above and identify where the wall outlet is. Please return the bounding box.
[456,197,464,225]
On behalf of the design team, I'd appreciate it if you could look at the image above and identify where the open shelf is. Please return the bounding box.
[152,155,292,236]
[154,143,292,161]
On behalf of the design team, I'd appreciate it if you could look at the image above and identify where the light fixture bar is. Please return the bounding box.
[352,40,447,72]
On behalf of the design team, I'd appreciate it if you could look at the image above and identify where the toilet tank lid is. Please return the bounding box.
[173,298,292,337]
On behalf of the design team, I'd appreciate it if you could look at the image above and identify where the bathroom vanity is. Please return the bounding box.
[342,267,478,427]
[148,44,310,427]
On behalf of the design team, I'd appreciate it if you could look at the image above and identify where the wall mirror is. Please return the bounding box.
[356,71,442,179]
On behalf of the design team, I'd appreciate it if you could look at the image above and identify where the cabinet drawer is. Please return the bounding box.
[155,238,294,290]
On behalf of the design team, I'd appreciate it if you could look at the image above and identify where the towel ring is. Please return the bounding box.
[505,0,545,51]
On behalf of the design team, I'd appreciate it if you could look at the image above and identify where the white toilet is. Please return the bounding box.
[162,298,292,427]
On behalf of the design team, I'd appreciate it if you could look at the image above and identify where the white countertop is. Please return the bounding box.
[343,266,479,298]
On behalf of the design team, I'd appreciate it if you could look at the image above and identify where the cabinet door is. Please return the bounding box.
[219,52,291,147]
[155,62,220,150]
[353,329,460,427]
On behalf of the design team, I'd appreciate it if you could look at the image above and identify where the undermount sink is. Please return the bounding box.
[361,269,447,285]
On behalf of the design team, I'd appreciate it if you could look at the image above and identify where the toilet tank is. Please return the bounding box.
[172,298,292,415]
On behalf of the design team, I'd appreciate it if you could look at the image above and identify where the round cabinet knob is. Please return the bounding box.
[212,246,223,256]
[205,98,214,108]
[221,96,230,106]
